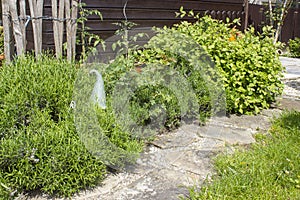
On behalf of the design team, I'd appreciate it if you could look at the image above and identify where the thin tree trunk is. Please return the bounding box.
[244,0,249,30]
[268,0,273,27]
[274,0,291,44]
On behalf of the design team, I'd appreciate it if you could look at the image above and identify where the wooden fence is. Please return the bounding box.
[2,0,77,62]
[2,0,300,60]
[26,0,300,51]
[26,0,245,51]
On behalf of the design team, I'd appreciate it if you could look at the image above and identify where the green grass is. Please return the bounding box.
[185,111,300,200]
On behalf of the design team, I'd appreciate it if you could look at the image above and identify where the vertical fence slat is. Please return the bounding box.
[37,0,44,52]
[222,10,227,21]
[52,0,60,57]
[58,0,65,56]
[65,0,78,61]
[227,11,232,21]
[52,0,65,57]
[65,0,72,60]
[29,0,43,56]
[28,0,37,55]
[71,0,78,60]
[8,0,24,55]
[232,10,237,20]
[19,0,27,51]
[258,7,264,33]
[2,0,13,62]
[217,10,222,19]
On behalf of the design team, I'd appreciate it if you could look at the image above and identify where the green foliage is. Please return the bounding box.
[184,111,300,199]
[0,54,142,198]
[77,3,103,62]
[0,111,106,198]
[0,55,106,198]
[129,85,181,130]
[172,14,284,114]
[96,104,143,153]
[130,45,214,127]
[288,37,300,58]
[102,31,216,132]
[0,54,76,137]
[106,13,283,123]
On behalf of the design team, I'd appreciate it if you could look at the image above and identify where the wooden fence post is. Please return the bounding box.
[52,0,59,57]
[1,0,13,62]
[28,0,44,57]
[71,0,78,60]
[8,0,24,56]
[64,0,78,61]
[19,0,27,51]
[65,0,71,60]
[52,0,65,58]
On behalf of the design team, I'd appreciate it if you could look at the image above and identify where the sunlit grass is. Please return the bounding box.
[185,111,300,200]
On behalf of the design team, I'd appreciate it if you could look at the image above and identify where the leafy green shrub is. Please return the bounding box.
[109,14,283,120]
[132,45,215,124]
[129,85,181,130]
[0,55,142,198]
[288,37,300,58]
[101,39,214,133]
[170,14,284,114]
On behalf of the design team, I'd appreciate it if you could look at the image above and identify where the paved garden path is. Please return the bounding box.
[24,57,300,200]
[281,57,300,100]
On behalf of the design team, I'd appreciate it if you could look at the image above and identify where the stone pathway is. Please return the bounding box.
[281,57,300,100]
[22,57,300,200]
